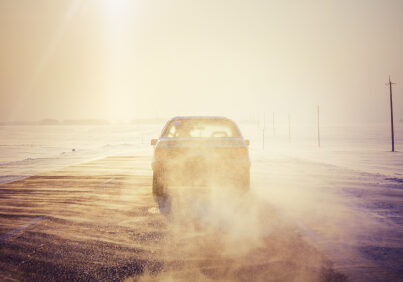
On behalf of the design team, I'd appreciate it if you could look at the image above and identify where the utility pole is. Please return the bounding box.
[386,76,396,152]
[262,112,266,150]
[317,105,320,148]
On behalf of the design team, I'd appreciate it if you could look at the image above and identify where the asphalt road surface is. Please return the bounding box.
[0,154,401,281]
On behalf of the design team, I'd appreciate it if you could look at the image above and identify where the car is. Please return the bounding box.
[151,116,250,196]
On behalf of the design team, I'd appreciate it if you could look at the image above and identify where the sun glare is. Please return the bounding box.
[99,0,134,121]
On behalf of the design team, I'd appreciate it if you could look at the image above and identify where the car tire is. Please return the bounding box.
[152,170,164,196]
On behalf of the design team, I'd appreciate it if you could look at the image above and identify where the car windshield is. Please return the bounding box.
[162,119,241,138]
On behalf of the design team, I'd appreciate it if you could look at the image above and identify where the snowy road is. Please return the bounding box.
[0,153,402,281]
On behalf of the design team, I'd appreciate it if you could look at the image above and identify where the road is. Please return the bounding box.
[0,154,401,281]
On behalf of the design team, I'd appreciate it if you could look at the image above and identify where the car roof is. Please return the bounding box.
[169,116,230,121]
[160,116,243,138]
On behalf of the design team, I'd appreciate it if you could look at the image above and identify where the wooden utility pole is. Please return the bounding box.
[387,76,396,152]
[317,105,320,148]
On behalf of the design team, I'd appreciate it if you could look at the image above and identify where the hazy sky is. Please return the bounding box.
[0,0,402,123]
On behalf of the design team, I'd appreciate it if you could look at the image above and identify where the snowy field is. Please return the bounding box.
[0,124,162,184]
[244,121,403,177]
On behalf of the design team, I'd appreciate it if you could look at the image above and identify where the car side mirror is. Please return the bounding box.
[245,139,250,146]
[151,139,158,146]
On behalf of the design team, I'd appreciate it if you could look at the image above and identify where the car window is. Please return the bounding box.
[163,119,241,138]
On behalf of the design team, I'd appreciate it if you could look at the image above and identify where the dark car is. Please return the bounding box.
[151,116,250,195]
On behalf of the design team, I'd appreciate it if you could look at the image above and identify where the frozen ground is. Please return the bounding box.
[244,122,403,177]
[0,122,402,281]
[0,124,162,184]
[252,152,403,281]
